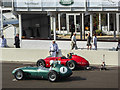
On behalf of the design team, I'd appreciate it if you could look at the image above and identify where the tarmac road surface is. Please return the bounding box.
[1,62,118,88]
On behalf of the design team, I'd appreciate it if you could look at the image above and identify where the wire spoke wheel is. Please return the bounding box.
[49,73,56,81]
[48,71,58,82]
[36,59,45,67]
[39,62,44,67]
[67,61,76,70]
[15,70,24,80]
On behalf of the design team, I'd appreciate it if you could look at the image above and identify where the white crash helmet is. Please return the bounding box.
[57,60,61,64]
[50,60,54,65]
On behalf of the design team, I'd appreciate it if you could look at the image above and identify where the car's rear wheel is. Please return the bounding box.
[66,60,76,70]
[36,59,46,67]
[48,71,58,82]
[14,69,24,80]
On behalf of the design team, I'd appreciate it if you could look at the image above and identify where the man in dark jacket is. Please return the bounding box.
[70,22,75,38]
[14,34,20,48]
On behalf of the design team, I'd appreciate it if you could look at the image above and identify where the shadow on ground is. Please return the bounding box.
[13,76,86,83]
[57,76,86,82]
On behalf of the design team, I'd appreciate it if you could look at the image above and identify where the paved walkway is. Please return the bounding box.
[22,40,118,50]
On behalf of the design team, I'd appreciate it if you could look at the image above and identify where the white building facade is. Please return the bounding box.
[0,0,120,43]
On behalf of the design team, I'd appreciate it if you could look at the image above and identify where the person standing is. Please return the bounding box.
[93,34,97,50]
[1,35,7,47]
[87,33,92,50]
[50,40,59,57]
[14,34,20,48]
[71,33,77,50]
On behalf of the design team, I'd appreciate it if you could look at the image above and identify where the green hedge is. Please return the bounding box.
[95,30,102,35]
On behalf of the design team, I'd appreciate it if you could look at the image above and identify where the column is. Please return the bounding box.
[58,13,61,34]
[0,9,3,36]
[74,15,77,32]
[107,13,110,31]
[82,13,85,40]
[18,14,22,47]
[90,14,93,37]
[12,0,14,11]
[14,27,16,37]
[50,16,53,31]
[99,13,102,31]
[116,13,119,35]
[50,16,53,39]
[66,14,69,34]
[114,14,116,39]
[80,14,82,40]
[85,0,87,11]
[53,16,56,41]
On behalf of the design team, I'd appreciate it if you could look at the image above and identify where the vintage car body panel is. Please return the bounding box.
[12,64,72,80]
[42,54,89,68]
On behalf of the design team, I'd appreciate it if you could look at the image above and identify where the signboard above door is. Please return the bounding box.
[59,0,74,6]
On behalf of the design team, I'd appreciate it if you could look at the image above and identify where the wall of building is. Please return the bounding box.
[2,25,19,47]
[3,26,15,47]
[0,48,119,66]
[22,14,50,39]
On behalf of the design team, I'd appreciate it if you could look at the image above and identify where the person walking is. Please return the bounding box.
[71,33,77,50]
[1,35,7,47]
[14,34,20,48]
[50,40,59,57]
[116,40,120,51]
[93,34,97,50]
[87,33,92,50]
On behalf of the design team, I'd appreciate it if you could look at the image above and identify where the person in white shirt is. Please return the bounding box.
[93,34,97,50]
[71,33,77,50]
[50,40,59,57]
[1,35,7,47]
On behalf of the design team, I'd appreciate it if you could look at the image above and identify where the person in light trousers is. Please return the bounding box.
[49,40,59,57]
[71,33,77,50]
[93,34,97,50]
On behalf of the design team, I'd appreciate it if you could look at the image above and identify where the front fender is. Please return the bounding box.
[12,68,20,74]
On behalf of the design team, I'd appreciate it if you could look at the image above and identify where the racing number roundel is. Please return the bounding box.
[60,67,68,74]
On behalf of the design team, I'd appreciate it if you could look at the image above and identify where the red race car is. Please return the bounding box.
[36,53,89,70]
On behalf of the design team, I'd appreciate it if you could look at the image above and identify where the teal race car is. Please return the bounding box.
[12,60,72,82]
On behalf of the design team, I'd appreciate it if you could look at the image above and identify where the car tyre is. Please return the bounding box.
[36,59,46,67]
[48,70,58,82]
[66,60,76,70]
[14,69,25,80]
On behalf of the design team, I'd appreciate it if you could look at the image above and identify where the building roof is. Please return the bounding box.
[1,0,120,12]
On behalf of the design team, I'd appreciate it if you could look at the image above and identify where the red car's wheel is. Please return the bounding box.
[66,60,76,70]
[36,59,46,67]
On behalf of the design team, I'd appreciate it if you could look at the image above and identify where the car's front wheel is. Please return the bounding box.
[48,71,58,82]
[36,59,46,67]
[14,69,24,80]
[66,60,76,70]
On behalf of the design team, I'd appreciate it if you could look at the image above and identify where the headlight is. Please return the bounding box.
[60,66,68,74]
